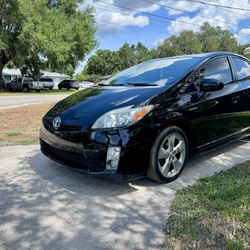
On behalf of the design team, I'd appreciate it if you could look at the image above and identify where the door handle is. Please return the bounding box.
[231,96,240,104]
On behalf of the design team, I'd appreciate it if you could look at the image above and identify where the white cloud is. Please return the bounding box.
[166,0,250,39]
[238,28,250,44]
[81,0,250,42]
[81,0,157,34]
[96,10,149,34]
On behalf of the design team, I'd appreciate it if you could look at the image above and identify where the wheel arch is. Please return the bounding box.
[159,118,197,157]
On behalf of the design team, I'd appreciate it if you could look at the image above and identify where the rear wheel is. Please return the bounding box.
[23,85,29,92]
[148,126,188,183]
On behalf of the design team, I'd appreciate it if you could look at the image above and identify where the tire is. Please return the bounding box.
[58,86,62,90]
[23,85,29,92]
[36,89,41,92]
[67,87,70,90]
[148,126,188,183]
[7,85,12,91]
[49,87,53,90]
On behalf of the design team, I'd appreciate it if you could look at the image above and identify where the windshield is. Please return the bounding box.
[103,57,203,86]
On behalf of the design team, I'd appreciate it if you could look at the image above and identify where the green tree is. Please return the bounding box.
[86,50,122,76]
[156,23,240,58]
[118,42,153,69]
[0,0,97,89]
[198,23,238,53]
[118,43,136,69]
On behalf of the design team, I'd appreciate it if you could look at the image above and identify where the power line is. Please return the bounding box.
[176,0,250,12]
[170,0,250,18]
[94,0,199,27]
[141,0,250,29]
[94,0,250,37]
[94,5,172,26]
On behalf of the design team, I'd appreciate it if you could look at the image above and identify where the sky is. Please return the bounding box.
[76,0,250,73]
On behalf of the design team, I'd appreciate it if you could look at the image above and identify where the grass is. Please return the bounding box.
[164,162,250,250]
[0,103,52,146]
[0,89,77,96]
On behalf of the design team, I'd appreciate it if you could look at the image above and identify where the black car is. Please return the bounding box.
[58,80,79,90]
[40,52,250,183]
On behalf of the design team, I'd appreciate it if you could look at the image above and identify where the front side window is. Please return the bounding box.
[200,57,232,84]
[232,57,250,81]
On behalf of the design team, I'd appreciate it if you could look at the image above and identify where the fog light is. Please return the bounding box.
[106,146,121,171]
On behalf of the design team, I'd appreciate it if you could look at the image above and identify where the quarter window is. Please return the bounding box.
[200,57,232,84]
[232,57,250,81]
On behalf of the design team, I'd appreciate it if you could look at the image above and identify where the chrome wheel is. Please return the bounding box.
[157,132,186,178]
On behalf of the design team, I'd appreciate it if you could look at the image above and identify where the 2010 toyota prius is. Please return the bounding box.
[40,52,250,183]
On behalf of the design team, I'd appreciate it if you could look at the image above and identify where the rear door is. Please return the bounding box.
[230,56,250,134]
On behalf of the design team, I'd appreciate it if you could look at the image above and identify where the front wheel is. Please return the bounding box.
[148,126,188,183]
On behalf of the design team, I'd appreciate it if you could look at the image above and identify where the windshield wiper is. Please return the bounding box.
[98,82,158,87]
[126,82,158,86]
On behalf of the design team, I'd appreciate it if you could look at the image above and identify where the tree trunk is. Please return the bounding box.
[0,51,10,91]
[0,61,5,91]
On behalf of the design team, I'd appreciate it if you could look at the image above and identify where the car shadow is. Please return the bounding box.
[1,139,250,249]
[29,139,249,194]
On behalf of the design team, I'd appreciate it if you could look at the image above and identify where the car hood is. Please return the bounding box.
[44,86,165,130]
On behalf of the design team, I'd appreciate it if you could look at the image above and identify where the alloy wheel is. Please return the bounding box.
[157,132,186,178]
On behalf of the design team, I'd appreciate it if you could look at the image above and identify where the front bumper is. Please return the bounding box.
[40,123,156,178]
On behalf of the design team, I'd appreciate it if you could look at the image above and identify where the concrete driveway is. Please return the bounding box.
[0,94,69,109]
[0,141,250,250]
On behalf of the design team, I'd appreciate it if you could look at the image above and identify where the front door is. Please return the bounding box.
[182,56,241,149]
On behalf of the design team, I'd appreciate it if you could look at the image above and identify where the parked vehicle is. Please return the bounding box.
[6,77,43,92]
[39,78,54,90]
[40,52,250,183]
[79,81,94,89]
[58,80,79,90]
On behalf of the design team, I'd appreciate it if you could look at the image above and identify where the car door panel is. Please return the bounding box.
[189,83,241,148]
[174,56,241,149]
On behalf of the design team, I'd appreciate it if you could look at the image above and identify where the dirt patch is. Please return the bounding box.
[0,103,52,146]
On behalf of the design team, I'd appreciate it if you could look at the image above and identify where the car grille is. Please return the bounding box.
[43,117,82,132]
[40,139,87,170]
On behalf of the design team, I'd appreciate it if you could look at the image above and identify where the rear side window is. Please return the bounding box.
[200,57,232,84]
[232,57,250,81]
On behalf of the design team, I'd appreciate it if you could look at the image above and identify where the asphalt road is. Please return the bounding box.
[1,140,250,249]
[0,94,69,109]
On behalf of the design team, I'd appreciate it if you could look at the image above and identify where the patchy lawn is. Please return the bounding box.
[0,103,52,146]
[164,163,250,250]
[0,89,77,96]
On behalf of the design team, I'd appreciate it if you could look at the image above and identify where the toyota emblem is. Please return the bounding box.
[53,116,61,130]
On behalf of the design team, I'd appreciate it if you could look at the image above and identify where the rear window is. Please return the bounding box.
[232,57,250,81]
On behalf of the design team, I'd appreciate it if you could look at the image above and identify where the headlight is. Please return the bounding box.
[92,105,154,129]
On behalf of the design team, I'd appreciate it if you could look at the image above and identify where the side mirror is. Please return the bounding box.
[200,79,224,92]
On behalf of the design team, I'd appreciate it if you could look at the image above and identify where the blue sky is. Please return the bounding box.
[76,0,250,73]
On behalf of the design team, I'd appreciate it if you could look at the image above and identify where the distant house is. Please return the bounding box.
[3,68,69,87]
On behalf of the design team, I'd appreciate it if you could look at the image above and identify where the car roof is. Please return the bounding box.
[148,51,244,64]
